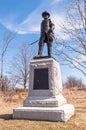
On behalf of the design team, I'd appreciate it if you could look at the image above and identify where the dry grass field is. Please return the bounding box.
[0,88,86,130]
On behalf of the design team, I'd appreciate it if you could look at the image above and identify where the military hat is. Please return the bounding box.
[42,11,50,18]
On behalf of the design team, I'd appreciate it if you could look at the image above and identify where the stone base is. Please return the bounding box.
[13,104,75,122]
[24,95,67,107]
[13,58,75,121]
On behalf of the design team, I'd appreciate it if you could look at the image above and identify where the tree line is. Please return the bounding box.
[64,76,86,89]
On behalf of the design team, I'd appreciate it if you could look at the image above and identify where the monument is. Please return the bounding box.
[13,11,75,122]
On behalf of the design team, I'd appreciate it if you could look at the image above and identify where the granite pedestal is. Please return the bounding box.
[13,57,75,122]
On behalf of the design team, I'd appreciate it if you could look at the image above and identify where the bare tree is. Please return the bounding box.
[54,0,86,75]
[9,42,35,89]
[85,0,86,31]
[64,76,86,89]
[0,31,16,78]
[0,31,16,91]
[0,76,11,91]
[9,76,19,90]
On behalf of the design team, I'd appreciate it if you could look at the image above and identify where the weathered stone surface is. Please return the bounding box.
[28,58,63,97]
[24,58,66,107]
[24,95,66,107]
[13,104,75,122]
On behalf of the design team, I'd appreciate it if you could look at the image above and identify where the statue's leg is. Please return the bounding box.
[47,41,52,56]
[38,40,44,56]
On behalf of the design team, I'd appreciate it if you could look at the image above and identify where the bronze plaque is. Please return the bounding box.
[33,68,49,90]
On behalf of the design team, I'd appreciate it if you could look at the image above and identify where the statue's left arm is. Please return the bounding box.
[49,19,55,31]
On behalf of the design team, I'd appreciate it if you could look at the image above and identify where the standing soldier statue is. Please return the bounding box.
[38,11,55,57]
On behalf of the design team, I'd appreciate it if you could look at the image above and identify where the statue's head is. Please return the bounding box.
[42,11,50,19]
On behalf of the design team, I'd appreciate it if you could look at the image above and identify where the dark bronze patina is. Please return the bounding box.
[38,11,55,57]
[33,68,49,90]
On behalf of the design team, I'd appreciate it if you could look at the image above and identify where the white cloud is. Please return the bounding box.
[2,0,81,40]
[76,55,86,64]
[69,55,86,66]
[0,0,66,37]
[53,0,62,3]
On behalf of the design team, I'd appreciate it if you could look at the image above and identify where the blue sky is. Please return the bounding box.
[0,0,86,84]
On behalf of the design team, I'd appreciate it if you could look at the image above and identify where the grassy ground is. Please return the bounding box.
[0,88,86,130]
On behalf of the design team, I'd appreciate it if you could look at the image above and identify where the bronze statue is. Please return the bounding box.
[38,11,55,57]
